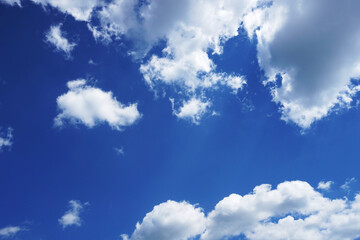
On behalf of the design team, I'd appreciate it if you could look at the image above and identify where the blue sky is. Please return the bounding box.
[1,0,360,240]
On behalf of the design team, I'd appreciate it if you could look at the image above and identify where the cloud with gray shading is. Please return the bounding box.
[122,180,360,240]
[243,0,360,128]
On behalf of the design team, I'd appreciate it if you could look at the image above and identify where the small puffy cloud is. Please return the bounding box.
[171,97,211,124]
[45,24,76,59]
[124,180,360,240]
[31,0,101,21]
[0,226,22,238]
[54,79,141,130]
[121,200,206,240]
[243,0,360,128]
[59,200,86,228]
[317,180,334,190]
[0,127,13,151]
[0,0,21,6]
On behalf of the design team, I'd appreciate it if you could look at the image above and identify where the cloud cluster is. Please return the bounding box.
[45,24,76,59]
[72,0,360,127]
[54,79,141,130]
[4,0,360,127]
[58,200,86,228]
[87,0,252,123]
[123,180,360,240]
[0,127,13,151]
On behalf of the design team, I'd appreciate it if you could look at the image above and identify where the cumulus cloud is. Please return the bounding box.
[170,97,211,124]
[123,180,360,240]
[0,226,23,238]
[0,0,21,6]
[45,24,76,58]
[54,79,141,130]
[59,200,86,228]
[317,180,334,190]
[121,200,206,240]
[243,0,360,128]
[0,127,13,151]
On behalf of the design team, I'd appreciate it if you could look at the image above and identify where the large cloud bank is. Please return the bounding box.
[123,180,360,240]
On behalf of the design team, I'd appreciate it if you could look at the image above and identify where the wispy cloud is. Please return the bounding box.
[59,200,87,229]
[114,147,125,156]
[341,177,357,192]
[0,226,23,238]
[0,127,13,151]
[45,24,76,59]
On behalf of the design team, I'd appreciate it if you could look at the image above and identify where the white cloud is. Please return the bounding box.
[59,200,86,228]
[243,0,360,128]
[0,0,21,6]
[114,147,124,156]
[0,127,13,151]
[170,97,211,124]
[31,0,101,21]
[88,0,137,42]
[123,180,360,240]
[317,180,334,190]
[121,200,206,240]
[54,79,141,130]
[0,226,22,238]
[341,177,357,192]
[45,24,76,58]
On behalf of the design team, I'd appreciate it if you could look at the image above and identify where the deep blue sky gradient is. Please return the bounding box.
[0,2,360,240]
